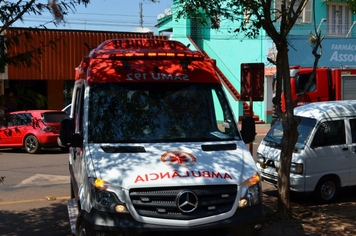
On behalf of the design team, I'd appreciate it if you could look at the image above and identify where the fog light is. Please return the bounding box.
[254,223,263,230]
[239,199,248,207]
[115,205,128,213]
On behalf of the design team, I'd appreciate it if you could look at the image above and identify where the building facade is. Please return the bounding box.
[157,0,356,124]
[2,28,166,112]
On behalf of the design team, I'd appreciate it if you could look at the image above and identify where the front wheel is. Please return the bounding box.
[76,212,88,236]
[314,176,339,204]
[77,222,87,236]
[25,135,41,154]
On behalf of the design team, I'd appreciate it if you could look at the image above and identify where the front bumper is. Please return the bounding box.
[40,141,60,148]
[258,165,305,192]
[79,203,265,236]
[38,134,60,148]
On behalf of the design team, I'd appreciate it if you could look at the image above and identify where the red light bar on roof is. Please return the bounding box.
[93,50,204,60]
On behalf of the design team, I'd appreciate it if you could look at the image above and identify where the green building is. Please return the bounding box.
[157,0,356,124]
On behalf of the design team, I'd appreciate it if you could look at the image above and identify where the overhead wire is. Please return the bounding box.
[16,12,164,31]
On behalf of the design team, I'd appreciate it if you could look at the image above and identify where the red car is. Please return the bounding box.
[0,110,69,154]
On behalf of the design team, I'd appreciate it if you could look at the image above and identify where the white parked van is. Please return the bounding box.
[59,39,264,236]
[257,100,356,203]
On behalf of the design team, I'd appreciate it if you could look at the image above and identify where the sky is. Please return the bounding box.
[12,0,173,35]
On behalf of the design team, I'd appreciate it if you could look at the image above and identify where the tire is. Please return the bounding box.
[76,212,87,236]
[314,176,339,204]
[77,222,87,236]
[24,135,41,154]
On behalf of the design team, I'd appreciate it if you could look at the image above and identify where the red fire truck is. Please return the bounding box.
[275,66,356,112]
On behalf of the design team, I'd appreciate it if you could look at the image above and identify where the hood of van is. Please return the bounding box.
[86,142,257,189]
[257,140,303,167]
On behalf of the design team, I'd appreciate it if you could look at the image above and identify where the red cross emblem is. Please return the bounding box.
[161,151,196,167]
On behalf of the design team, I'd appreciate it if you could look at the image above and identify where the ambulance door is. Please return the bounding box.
[70,82,84,195]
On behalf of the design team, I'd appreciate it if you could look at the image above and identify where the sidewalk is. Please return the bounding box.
[260,186,356,236]
[256,123,270,136]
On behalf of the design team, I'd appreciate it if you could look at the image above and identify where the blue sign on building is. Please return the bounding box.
[288,36,356,68]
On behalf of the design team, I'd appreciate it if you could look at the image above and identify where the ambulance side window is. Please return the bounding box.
[73,86,84,133]
[312,120,345,147]
[211,88,239,138]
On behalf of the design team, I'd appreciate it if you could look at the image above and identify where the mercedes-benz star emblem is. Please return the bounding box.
[175,190,198,213]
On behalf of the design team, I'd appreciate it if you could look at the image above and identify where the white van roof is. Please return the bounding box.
[294,100,356,120]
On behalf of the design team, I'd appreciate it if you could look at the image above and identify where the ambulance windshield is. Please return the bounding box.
[89,82,240,143]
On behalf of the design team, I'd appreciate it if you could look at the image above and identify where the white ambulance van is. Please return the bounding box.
[257,100,356,203]
[59,39,264,236]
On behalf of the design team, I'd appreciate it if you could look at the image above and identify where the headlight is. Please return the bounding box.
[290,163,303,174]
[89,178,128,213]
[239,173,262,208]
[257,153,265,163]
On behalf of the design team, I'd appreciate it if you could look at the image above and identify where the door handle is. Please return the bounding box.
[342,147,348,151]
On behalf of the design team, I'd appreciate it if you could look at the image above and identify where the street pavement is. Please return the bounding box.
[1,125,356,236]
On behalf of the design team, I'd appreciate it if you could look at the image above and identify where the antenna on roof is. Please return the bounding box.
[139,0,144,27]
[132,1,152,33]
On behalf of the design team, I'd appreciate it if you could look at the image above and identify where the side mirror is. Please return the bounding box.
[59,118,82,147]
[241,116,256,144]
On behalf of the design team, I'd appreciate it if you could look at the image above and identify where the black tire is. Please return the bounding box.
[24,135,41,154]
[77,222,87,236]
[76,212,87,236]
[314,176,339,203]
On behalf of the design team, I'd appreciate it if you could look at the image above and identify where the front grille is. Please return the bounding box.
[129,185,237,220]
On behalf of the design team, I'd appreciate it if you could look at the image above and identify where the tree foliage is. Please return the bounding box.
[346,0,356,14]
[0,0,93,185]
[0,0,92,69]
[0,0,162,185]
[175,0,323,220]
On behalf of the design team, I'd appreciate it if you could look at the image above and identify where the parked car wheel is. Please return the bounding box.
[25,135,41,154]
[314,176,339,203]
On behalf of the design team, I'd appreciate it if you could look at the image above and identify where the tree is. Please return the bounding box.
[0,0,161,69]
[0,0,93,69]
[0,0,161,183]
[346,0,356,13]
[175,0,324,220]
[0,0,93,184]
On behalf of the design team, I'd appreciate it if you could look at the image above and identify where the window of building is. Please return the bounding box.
[327,3,351,36]
[274,0,312,24]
